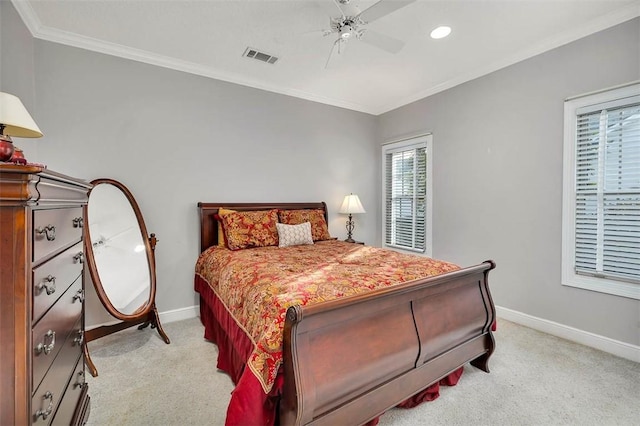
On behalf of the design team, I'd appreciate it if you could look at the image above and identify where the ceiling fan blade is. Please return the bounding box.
[325,38,347,69]
[360,29,405,54]
[275,28,330,45]
[357,0,416,24]
[330,0,346,19]
[300,28,332,37]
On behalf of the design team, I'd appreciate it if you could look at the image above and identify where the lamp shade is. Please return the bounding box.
[339,193,366,214]
[0,92,43,137]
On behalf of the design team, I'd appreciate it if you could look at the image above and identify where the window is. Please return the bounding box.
[562,83,640,300]
[382,134,432,254]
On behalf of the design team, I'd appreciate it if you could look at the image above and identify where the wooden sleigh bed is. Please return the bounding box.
[195,201,496,426]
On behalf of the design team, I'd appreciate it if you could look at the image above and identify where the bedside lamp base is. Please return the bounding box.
[344,214,356,242]
[0,134,14,162]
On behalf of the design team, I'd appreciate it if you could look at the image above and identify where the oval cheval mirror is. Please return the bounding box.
[83,178,170,377]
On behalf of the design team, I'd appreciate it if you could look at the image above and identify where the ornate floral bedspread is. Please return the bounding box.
[195,240,459,394]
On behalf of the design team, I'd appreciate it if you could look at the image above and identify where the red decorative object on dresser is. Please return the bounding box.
[196,201,496,426]
[0,164,91,425]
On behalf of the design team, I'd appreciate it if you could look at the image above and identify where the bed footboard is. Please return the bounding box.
[281,260,496,426]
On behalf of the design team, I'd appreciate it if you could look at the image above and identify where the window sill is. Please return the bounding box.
[562,272,640,300]
[382,244,430,257]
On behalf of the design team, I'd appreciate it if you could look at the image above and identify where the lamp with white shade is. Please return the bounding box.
[0,92,43,163]
[339,193,366,243]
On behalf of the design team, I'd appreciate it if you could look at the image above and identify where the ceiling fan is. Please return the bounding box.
[320,0,416,68]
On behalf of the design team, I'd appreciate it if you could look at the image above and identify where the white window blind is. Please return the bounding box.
[382,136,430,253]
[574,101,640,283]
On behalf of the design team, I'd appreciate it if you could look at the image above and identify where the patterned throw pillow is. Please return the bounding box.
[278,209,331,241]
[219,209,279,250]
[276,222,314,248]
[217,208,236,246]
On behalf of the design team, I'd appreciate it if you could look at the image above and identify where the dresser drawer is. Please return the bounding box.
[33,208,84,263]
[50,357,86,426]
[33,278,83,391]
[33,241,84,323]
[1,166,90,426]
[32,316,83,426]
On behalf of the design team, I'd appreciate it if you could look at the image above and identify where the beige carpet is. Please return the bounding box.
[85,318,639,426]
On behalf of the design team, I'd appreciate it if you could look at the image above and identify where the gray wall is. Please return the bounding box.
[3,0,638,346]
[1,0,37,133]
[377,18,640,346]
[1,1,377,326]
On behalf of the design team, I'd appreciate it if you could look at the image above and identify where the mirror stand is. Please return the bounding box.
[83,179,171,377]
[84,321,170,377]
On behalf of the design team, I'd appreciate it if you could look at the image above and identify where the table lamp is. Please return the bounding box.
[0,92,43,162]
[339,193,366,243]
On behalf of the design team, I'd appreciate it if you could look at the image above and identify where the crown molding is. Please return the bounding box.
[10,0,40,33]
[11,0,640,117]
[9,0,377,115]
[375,1,640,115]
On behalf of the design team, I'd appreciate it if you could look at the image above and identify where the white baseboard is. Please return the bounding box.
[496,305,640,363]
[86,305,200,331]
[159,305,199,324]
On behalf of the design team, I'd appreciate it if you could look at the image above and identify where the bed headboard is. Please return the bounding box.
[197,201,328,253]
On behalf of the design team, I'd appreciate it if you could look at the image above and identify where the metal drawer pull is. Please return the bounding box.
[74,330,84,346]
[35,330,56,355]
[72,217,84,228]
[73,288,85,303]
[73,251,84,264]
[36,275,57,296]
[35,224,56,241]
[74,370,85,388]
[35,391,54,420]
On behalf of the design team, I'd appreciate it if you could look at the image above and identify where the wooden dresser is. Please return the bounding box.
[0,164,91,425]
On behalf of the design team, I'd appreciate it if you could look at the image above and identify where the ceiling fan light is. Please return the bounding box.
[430,26,451,39]
[340,24,354,39]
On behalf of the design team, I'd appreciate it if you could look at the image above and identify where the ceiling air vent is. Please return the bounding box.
[243,47,278,65]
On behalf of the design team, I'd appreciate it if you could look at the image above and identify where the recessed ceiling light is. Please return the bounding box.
[430,26,452,39]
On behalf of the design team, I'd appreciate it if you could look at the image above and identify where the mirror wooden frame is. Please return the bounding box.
[83,178,170,377]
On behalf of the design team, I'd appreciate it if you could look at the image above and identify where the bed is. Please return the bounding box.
[195,201,496,425]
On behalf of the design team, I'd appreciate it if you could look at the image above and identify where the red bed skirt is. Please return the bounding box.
[195,275,465,425]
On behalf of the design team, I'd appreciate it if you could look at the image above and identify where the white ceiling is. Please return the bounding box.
[12,0,640,115]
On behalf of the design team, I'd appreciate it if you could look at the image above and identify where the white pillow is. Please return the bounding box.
[276,222,314,248]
